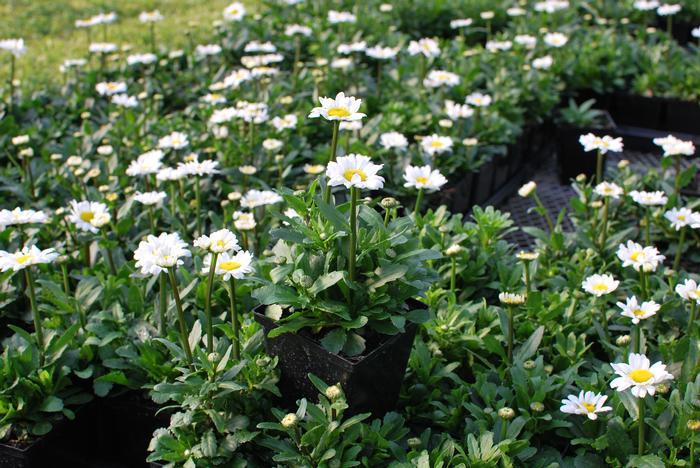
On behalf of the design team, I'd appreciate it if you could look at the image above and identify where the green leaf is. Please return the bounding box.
[342,333,366,357]
[626,455,665,468]
[31,421,52,436]
[514,326,544,362]
[201,430,217,457]
[252,284,303,306]
[320,328,347,354]
[40,396,64,413]
[367,264,408,291]
[315,197,349,232]
[309,271,344,296]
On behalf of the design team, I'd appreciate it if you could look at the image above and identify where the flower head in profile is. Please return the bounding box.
[657,4,681,16]
[112,94,138,108]
[634,0,659,11]
[223,2,246,21]
[610,353,673,398]
[68,200,111,233]
[421,134,453,156]
[518,181,537,198]
[0,208,48,230]
[445,100,474,120]
[365,45,399,60]
[664,207,700,231]
[407,38,441,58]
[133,232,191,276]
[466,92,492,108]
[178,158,220,176]
[560,390,612,420]
[203,250,254,280]
[676,279,700,303]
[379,131,408,151]
[233,211,256,231]
[579,133,623,154]
[629,190,667,207]
[308,92,365,122]
[134,191,167,206]
[326,154,384,190]
[158,132,189,150]
[328,10,356,24]
[139,10,163,23]
[96,81,127,96]
[194,229,240,254]
[594,182,623,199]
[423,70,460,88]
[127,150,164,177]
[403,165,447,192]
[653,135,695,156]
[543,32,568,47]
[450,18,473,29]
[582,273,619,297]
[498,292,526,305]
[616,296,660,324]
[240,190,283,209]
[617,240,665,272]
[0,39,27,57]
[0,245,59,272]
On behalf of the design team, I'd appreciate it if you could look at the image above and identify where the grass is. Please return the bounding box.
[0,0,253,91]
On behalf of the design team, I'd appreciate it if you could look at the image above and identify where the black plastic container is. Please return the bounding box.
[610,92,665,130]
[254,300,424,416]
[0,438,46,468]
[556,111,616,184]
[664,98,700,135]
[471,159,496,206]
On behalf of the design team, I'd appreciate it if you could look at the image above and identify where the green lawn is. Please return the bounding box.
[0,0,254,91]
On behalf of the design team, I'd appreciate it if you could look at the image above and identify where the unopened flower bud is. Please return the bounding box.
[498,407,515,420]
[446,244,463,257]
[523,360,536,370]
[530,402,545,413]
[616,335,631,346]
[325,385,342,401]
[281,413,298,428]
[380,197,399,209]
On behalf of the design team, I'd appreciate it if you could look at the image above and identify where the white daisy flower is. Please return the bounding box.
[653,135,695,157]
[240,190,283,209]
[407,38,441,58]
[657,4,681,16]
[543,32,569,47]
[616,240,665,272]
[223,2,246,21]
[112,94,138,108]
[582,273,619,297]
[664,207,698,231]
[96,81,127,96]
[498,292,526,304]
[365,45,399,60]
[617,296,660,324]
[194,228,240,254]
[466,92,492,107]
[158,132,189,150]
[133,232,191,276]
[445,100,474,120]
[326,154,384,190]
[203,250,254,280]
[134,191,167,206]
[634,0,660,11]
[676,279,700,303]
[629,190,668,206]
[195,44,222,58]
[423,70,460,88]
[560,390,612,420]
[0,38,27,57]
[127,53,157,66]
[421,134,453,156]
[308,92,366,122]
[579,133,624,154]
[594,182,623,199]
[139,10,163,23]
[89,43,118,54]
[271,114,298,131]
[610,353,673,398]
[328,10,356,23]
[450,18,473,29]
[178,159,220,176]
[68,200,110,233]
[0,208,48,230]
[126,150,164,177]
[532,55,554,69]
[379,131,408,150]
[233,211,256,231]
[337,41,366,54]
[403,165,447,192]
[518,181,537,197]
[0,245,59,272]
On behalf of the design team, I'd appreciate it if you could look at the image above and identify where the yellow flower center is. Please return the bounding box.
[107,83,119,91]
[582,403,596,413]
[216,240,226,248]
[678,215,686,221]
[629,369,653,383]
[16,255,32,264]
[416,176,429,184]
[630,251,642,262]
[430,140,444,148]
[592,283,609,292]
[633,309,646,317]
[80,211,94,222]
[344,169,367,182]
[328,107,351,118]
[219,261,241,271]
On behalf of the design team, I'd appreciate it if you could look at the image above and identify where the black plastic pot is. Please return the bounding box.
[556,111,616,184]
[435,171,474,213]
[0,438,46,468]
[254,299,423,416]
[610,92,665,130]
[471,159,496,206]
[664,98,700,135]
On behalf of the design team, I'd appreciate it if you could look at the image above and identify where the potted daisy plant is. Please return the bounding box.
[252,156,438,415]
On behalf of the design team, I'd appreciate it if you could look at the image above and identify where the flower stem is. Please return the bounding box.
[450,257,456,296]
[595,150,603,185]
[168,267,193,364]
[349,187,358,284]
[639,270,648,301]
[523,261,531,295]
[229,276,240,360]
[600,300,611,343]
[689,301,697,337]
[159,271,168,337]
[634,323,641,354]
[599,197,609,249]
[673,227,686,272]
[9,55,14,113]
[674,155,682,200]
[24,268,44,366]
[533,193,554,233]
[205,252,218,353]
[195,176,202,237]
[323,121,340,203]
[638,397,646,456]
[507,305,514,365]
[644,207,651,245]
[414,188,424,222]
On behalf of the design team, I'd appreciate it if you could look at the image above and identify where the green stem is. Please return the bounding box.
[673,227,686,272]
[349,187,358,284]
[383,207,390,227]
[533,193,554,233]
[25,268,44,366]
[414,188,424,221]
[507,306,514,365]
[674,155,682,201]
[168,267,193,364]
[195,176,202,237]
[229,276,240,360]
[644,207,651,245]
[523,261,531,295]
[634,323,641,354]
[689,301,697,337]
[596,150,603,185]
[61,264,70,296]
[600,198,609,249]
[450,257,456,296]
[639,270,647,301]
[205,252,218,353]
[150,23,156,54]
[638,397,646,456]
[9,54,14,113]
[323,121,340,203]
[159,271,168,337]
[600,300,611,343]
